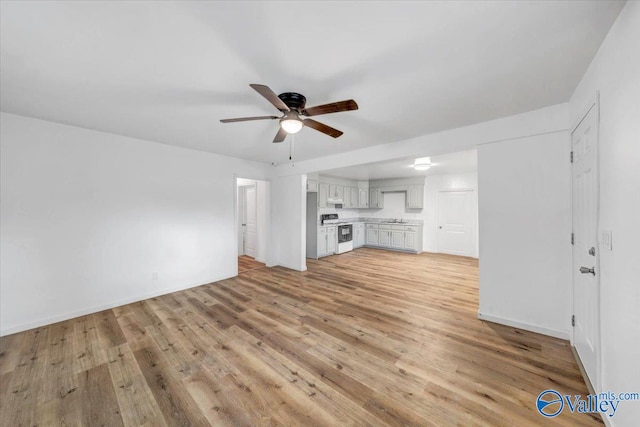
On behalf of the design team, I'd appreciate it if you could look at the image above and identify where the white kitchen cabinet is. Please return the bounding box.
[329,184,343,201]
[318,183,329,208]
[343,186,352,208]
[404,225,420,251]
[317,226,337,257]
[358,188,368,208]
[354,223,365,248]
[317,227,327,256]
[369,188,383,208]
[391,229,405,249]
[404,230,417,251]
[350,187,358,208]
[327,226,336,253]
[378,225,391,247]
[307,179,318,192]
[365,224,378,245]
[407,185,424,209]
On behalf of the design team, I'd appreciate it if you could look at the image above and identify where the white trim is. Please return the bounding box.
[0,273,235,337]
[277,262,308,272]
[478,312,570,340]
[570,92,598,134]
[232,174,240,277]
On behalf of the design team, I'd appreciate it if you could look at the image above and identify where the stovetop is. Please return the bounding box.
[321,213,352,225]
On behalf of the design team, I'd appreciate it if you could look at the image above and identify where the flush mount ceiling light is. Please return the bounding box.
[280,112,303,134]
[413,157,432,170]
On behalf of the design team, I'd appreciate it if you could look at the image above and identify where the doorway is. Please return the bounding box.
[236,177,268,273]
[239,184,257,258]
[437,189,476,257]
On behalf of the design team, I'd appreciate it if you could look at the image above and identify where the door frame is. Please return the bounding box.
[437,188,476,257]
[570,92,601,391]
[234,175,272,275]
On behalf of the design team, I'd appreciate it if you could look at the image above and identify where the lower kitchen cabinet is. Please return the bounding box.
[365,225,378,245]
[391,229,405,249]
[404,230,417,251]
[317,226,337,258]
[363,223,422,253]
[378,226,391,247]
[354,223,365,248]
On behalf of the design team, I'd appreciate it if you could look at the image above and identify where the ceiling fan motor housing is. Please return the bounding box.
[278,92,307,112]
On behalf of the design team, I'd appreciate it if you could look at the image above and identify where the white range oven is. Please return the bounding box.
[337,224,353,254]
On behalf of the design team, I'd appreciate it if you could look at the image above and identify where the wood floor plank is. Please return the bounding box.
[0,249,601,426]
[133,345,207,426]
[79,363,124,427]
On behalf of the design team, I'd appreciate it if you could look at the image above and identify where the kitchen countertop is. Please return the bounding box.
[319,218,423,226]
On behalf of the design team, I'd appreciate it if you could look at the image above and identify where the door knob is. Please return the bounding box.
[579,266,596,276]
[439,226,442,229]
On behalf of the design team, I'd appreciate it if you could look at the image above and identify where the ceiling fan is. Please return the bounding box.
[220,84,358,143]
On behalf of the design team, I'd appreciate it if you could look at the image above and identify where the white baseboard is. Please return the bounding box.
[0,273,235,337]
[478,312,570,340]
[276,262,307,272]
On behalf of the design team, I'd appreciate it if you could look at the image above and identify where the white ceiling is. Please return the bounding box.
[323,149,477,181]
[0,1,624,164]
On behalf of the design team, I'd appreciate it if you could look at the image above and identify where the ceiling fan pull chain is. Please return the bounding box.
[289,134,294,161]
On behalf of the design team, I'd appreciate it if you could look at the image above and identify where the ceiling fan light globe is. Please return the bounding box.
[280,118,303,134]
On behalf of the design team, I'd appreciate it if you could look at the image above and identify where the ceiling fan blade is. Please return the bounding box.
[273,127,287,143]
[250,84,290,112]
[303,119,343,138]
[302,99,358,117]
[220,115,278,123]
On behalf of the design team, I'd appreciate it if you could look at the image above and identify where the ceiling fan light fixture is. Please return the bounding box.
[413,157,432,171]
[280,112,303,134]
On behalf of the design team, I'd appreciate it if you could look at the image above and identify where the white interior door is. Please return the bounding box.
[237,186,245,256]
[244,185,257,258]
[572,102,599,388]
[438,190,474,256]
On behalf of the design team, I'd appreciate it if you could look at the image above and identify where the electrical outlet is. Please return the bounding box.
[600,230,612,251]
[152,272,159,280]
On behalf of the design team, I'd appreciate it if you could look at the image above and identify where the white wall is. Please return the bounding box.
[569,2,640,426]
[0,113,268,335]
[272,174,307,271]
[478,131,572,339]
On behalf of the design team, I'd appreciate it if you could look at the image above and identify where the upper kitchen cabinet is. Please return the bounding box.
[406,185,424,209]
[369,188,384,208]
[318,183,329,208]
[328,184,344,201]
[350,187,359,208]
[307,179,318,192]
[358,187,368,208]
[343,186,352,208]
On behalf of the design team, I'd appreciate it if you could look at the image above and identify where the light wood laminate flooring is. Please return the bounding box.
[238,256,266,274]
[0,249,600,426]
